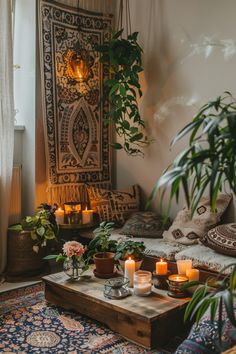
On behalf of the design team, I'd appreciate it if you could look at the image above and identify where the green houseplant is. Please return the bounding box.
[149,91,236,215]
[114,239,146,271]
[87,222,117,276]
[184,263,236,345]
[7,204,58,279]
[96,29,150,156]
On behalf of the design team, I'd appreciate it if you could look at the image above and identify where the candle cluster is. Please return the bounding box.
[54,204,94,225]
[176,259,199,282]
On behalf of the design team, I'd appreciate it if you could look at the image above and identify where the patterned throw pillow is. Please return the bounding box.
[201,223,236,257]
[163,194,232,245]
[86,185,140,225]
[120,211,171,238]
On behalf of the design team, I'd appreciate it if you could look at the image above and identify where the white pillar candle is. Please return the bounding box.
[55,207,64,224]
[134,283,152,296]
[186,268,200,282]
[82,208,93,224]
[124,257,135,287]
[177,259,192,275]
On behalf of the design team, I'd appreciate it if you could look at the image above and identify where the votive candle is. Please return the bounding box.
[82,207,93,224]
[55,207,64,224]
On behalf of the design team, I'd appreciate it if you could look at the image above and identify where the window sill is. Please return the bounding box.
[14,125,25,131]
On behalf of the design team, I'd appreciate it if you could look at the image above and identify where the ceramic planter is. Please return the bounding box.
[93,252,115,276]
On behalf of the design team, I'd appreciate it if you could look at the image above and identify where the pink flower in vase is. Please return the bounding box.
[63,241,85,258]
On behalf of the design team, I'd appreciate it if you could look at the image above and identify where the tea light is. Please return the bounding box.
[55,207,64,224]
[155,259,168,275]
[186,268,199,282]
[177,259,192,275]
[82,207,93,224]
[168,274,189,298]
[124,257,135,287]
[133,271,152,296]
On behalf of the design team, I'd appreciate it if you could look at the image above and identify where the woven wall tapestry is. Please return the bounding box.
[38,0,113,205]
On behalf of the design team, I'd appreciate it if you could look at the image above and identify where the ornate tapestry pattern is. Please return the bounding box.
[38,0,113,204]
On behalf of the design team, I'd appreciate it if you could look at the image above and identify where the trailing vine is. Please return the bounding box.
[96,29,151,156]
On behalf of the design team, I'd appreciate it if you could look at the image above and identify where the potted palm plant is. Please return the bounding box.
[148,91,236,349]
[87,222,117,277]
[114,239,146,271]
[149,91,236,215]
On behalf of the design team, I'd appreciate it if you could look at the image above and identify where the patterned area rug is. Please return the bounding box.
[0,283,182,353]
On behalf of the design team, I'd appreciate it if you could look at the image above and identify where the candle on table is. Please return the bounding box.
[82,207,93,224]
[168,274,189,283]
[133,270,152,296]
[177,259,192,275]
[186,268,199,282]
[124,257,135,287]
[55,207,64,224]
[155,259,168,275]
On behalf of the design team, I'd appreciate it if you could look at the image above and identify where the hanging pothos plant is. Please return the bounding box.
[96,29,151,156]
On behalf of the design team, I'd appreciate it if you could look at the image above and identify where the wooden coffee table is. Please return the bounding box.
[42,269,190,349]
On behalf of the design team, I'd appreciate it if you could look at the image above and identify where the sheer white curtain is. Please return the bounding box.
[0,0,15,274]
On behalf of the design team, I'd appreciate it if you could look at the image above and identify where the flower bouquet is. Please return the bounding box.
[44,241,89,280]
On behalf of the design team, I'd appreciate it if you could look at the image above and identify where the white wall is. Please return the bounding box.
[14,0,36,215]
[116,0,236,218]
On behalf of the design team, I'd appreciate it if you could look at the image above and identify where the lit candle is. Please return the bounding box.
[55,207,64,224]
[156,259,168,275]
[177,259,192,275]
[186,268,199,282]
[168,274,189,283]
[82,207,93,224]
[124,257,135,287]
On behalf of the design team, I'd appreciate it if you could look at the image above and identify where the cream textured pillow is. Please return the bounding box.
[87,184,140,225]
[163,194,232,245]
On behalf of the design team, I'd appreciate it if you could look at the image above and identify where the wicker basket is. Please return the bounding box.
[7,230,45,278]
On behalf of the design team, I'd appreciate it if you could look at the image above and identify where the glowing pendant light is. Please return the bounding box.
[65,46,90,82]
[65,0,91,83]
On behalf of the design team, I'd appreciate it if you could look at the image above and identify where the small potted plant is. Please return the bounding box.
[114,239,146,271]
[7,203,58,279]
[87,222,117,277]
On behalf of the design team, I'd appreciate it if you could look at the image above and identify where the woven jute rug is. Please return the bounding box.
[38,0,113,205]
[0,282,184,353]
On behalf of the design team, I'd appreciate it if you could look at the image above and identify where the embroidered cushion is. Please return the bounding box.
[86,185,140,225]
[163,194,232,245]
[120,211,171,238]
[201,223,236,257]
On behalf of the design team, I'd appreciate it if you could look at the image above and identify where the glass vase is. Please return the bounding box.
[63,256,85,280]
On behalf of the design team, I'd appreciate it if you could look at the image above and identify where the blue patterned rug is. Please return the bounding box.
[0,283,182,353]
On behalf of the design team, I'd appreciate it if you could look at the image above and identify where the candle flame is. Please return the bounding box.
[128,256,132,260]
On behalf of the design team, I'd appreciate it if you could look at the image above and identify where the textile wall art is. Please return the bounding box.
[38,0,113,205]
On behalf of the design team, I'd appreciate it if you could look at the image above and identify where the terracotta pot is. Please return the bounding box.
[119,259,143,272]
[93,252,115,275]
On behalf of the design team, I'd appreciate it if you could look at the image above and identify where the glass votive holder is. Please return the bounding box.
[133,270,152,296]
[167,274,189,298]
[64,202,82,225]
[177,259,192,275]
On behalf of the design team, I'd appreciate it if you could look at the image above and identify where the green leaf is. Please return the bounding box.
[130,132,143,142]
[111,143,123,150]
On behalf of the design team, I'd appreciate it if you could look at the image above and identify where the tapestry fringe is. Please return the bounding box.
[47,183,111,206]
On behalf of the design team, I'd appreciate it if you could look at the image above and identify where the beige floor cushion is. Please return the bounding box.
[110,230,186,261]
[175,244,235,274]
